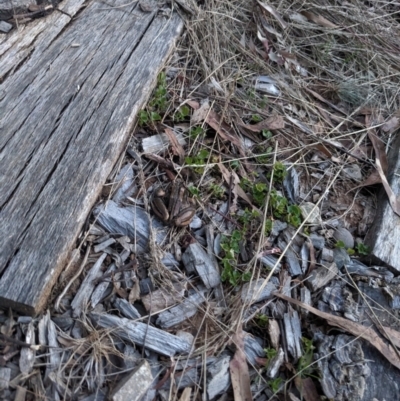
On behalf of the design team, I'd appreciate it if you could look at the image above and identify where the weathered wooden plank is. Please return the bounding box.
[0,0,183,314]
[365,131,400,272]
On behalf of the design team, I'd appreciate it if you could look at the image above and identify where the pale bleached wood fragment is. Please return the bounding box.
[111,360,153,401]
[90,312,192,357]
[142,131,187,154]
[19,322,35,374]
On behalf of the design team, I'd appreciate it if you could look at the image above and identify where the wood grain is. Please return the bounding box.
[0,0,183,314]
[365,130,400,272]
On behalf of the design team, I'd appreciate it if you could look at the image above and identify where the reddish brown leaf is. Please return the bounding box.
[164,127,185,164]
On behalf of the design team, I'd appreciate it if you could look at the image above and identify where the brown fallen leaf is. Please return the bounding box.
[238,115,285,132]
[218,163,254,210]
[230,330,253,401]
[301,11,339,29]
[294,377,320,401]
[274,292,400,370]
[164,127,185,164]
[187,100,249,168]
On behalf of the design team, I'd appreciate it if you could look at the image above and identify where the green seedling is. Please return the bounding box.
[271,161,287,184]
[139,72,168,126]
[270,190,288,218]
[287,205,302,228]
[220,230,249,286]
[188,186,200,197]
[174,105,190,122]
[262,129,273,139]
[264,218,273,236]
[189,126,205,139]
[264,347,277,360]
[268,377,283,394]
[209,183,225,199]
[185,148,210,174]
[297,337,316,378]
[251,114,262,122]
[356,242,370,255]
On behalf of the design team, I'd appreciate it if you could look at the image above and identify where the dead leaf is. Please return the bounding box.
[294,377,320,401]
[274,292,400,370]
[218,163,255,210]
[382,116,400,134]
[257,0,287,29]
[301,11,339,29]
[190,100,210,126]
[239,115,284,132]
[187,100,249,167]
[379,326,400,348]
[230,330,253,401]
[164,127,185,164]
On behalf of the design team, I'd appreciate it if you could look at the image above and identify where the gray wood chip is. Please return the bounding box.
[71,253,107,317]
[241,277,279,304]
[90,312,192,356]
[182,242,221,288]
[156,290,207,329]
[306,262,339,291]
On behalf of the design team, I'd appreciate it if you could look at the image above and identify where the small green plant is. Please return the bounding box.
[174,105,190,122]
[251,114,262,122]
[264,218,273,236]
[270,190,288,218]
[220,230,248,286]
[210,183,225,199]
[189,126,205,139]
[139,72,168,126]
[297,337,316,378]
[264,347,277,360]
[262,129,273,139]
[287,205,302,228]
[335,240,346,249]
[356,242,370,255]
[252,182,268,206]
[188,186,200,197]
[268,377,283,394]
[184,149,210,174]
[256,314,269,328]
[271,162,287,184]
